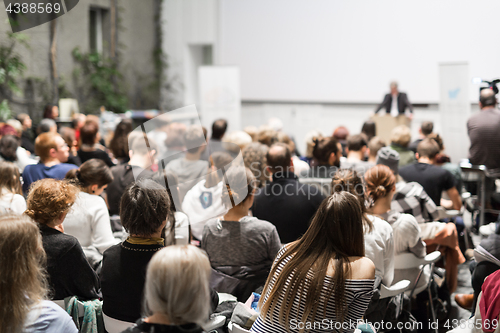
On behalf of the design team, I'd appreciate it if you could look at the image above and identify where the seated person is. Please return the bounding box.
[408,121,434,153]
[182,152,233,241]
[202,167,281,301]
[100,179,172,323]
[251,191,375,333]
[365,165,426,289]
[0,214,78,333]
[300,136,342,179]
[389,125,416,168]
[242,142,270,188]
[22,132,78,194]
[367,136,386,164]
[77,121,115,167]
[332,170,395,286]
[0,162,26,215]
[63,159,119,267]
[252,143,324,244]
[400,138,462,211]
[377,146,465,293]
[340,134,374,177]
[165,125,209,201]
[25,179,99,300]
[124,245,215,333]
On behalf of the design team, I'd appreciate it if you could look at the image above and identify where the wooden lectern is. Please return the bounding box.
[370,114,411,144]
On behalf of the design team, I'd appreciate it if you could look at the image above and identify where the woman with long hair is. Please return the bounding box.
[25,179,99,300]
[202,167,281,301]
[331,169,395,287]
[0,161,26,214]
[109,119,133,164]
[0,214,77,333]
[364,165,426,288]
[64,159,118,267]
[251,191,375,333]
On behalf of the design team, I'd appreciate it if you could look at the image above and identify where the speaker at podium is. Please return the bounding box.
[370,114,411,145]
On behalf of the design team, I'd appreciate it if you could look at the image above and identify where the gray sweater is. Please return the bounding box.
[201,216,281,268]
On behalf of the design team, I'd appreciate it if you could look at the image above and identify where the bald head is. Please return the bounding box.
[266,143,292,174]
[480,88,497,108]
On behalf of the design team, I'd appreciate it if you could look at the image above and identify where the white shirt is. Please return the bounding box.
[173,211,190,245]
[0,188,26,215]
[364,214,395,286]
[63,192,120,254]
[182,179,228,240]
[390,93,399,117]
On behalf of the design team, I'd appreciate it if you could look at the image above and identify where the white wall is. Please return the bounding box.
[219,0,500,103]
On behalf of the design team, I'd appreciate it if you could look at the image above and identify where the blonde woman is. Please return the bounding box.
[0,161,26,214]
[0,214,77,333]
[123,245,212,333]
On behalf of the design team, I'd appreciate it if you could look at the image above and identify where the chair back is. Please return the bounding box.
[103,313,134,333]
[379,280,410,299]
[394,251,441,270]
[228,321,252,333]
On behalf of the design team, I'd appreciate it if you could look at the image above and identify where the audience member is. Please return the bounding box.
[37,118,57,134]
[101,179,173,323]
[202,167,281,301]
[367,136,386,164]
[429,133,463,191]
[109,119,133,164]
[341,134,374,177]
[244,125,258,141]
[201,118,227,161]
[467,88,500,170]
[163,122,187,165]
[152,170,191,245]
[25,179,99,300]
[300,129,323,165]
[223,130,253,156]
[361,120,377,142]
[409,121,434,153]
[301,136,342,179]
[252,143,324,243]
[257,126,277,147]
[60,127,82,166]
[333,125,349,157]
[0,214,78,333]
[71,113,86,142]
[0,131,36,172]
[77,121,115,167]
[276,131,309,175]
[182,151,233,240]
[0,162,26,215]
[147,117,169,160]
[64,159,118,267]
[22,132,78,194]
[17,113,35,154]
[389,125,415,167]
[377,146,465,292]
[123,245,215,333]
[251,191,375,332]
[43,104,59,120]
[166,125,209,200]
[400,138,462,210]
[242,142,270,188]
[332,170,394,286]
[365,165,426,289]
[106,133,156,216]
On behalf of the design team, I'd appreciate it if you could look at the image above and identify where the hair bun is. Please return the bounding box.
[375,185,386,197]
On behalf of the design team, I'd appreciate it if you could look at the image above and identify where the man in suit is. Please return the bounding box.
[375,81,414,118]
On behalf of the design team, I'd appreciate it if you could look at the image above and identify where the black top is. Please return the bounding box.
[100,241,164,323]
[21,130,35,154]
[39,224,99,300]
[374,92,413,114]
[106,164,154,216]
[252,172,325,243]
[302,165,339,179]
[122,319,205,333]
[408,139,422,154]
[399,162,455,206]
[67,154,82,166]
[78,148,115,167]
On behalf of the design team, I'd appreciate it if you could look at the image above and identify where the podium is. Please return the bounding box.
[370,114,411,144]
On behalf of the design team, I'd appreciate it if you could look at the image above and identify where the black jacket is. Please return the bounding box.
[375,92,413,115]
[252,172,325,244]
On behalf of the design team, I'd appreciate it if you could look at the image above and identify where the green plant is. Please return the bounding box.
[72,47,128,114]
[0,32,29,114]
